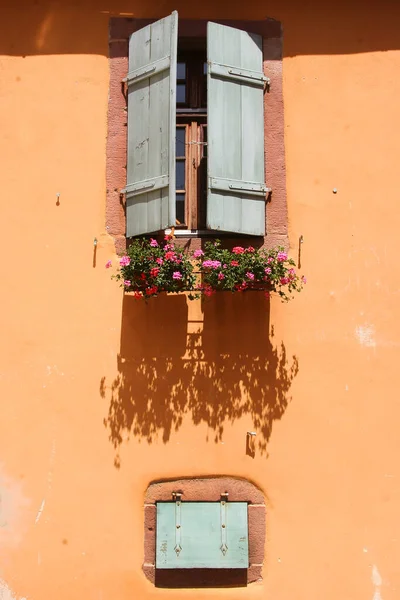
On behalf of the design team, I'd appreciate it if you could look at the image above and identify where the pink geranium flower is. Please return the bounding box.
[277,251,287,262]
[232,246,245,254]
[123,280,131,287]
[156,257,163,265]
[150,238,159,247]
[264,267,272,275]
[120,256,130,266]
[193,249,204,258]
[202,260,221,269]
[105,260,112,268]
[301,275,307,284]
[218,272,225,280]
[246,272,255,280]
[173,271,182,280]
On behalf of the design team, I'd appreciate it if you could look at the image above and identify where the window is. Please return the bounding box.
[175,44,208,229]
[124,13,269,238]
[143,477,266,587]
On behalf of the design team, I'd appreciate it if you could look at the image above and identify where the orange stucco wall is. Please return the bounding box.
[1,0,400,598]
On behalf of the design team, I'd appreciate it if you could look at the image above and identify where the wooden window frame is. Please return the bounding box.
[175,119,207,230]
[177,48,207,109]
[175,123,187,227]
[174,49,208,231]
[107,17,288,253]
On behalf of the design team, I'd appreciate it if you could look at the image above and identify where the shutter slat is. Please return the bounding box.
[126,12,177,237]
[207,22,266,236]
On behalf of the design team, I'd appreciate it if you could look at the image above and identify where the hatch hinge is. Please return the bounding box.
[220,493,229,556]
[173,492,182,557]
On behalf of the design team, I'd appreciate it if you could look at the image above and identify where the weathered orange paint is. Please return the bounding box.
[1,0,400,599]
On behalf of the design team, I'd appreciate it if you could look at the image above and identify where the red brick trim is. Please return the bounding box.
[107,17,287,252]
[106,38,128,255]
[143,477,266,587]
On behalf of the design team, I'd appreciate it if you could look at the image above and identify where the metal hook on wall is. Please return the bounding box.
[298,235,304,269]
[93,237,98,268]
[246,431,257,457]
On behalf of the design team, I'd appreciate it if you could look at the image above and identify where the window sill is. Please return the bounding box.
[165,228,264,239]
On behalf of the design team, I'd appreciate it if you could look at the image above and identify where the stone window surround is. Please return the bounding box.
[143,477,266,586]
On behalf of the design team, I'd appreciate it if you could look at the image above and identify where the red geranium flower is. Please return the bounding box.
[145,285,158,296]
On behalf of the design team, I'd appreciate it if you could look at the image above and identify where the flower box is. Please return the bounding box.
[107,237,305,302]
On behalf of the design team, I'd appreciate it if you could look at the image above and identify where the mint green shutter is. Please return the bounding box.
[207,22,267,236]
[125,12,178,237]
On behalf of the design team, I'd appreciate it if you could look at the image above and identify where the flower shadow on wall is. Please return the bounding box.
[101,292,299,468]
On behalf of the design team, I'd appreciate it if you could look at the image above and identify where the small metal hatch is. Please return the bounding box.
[156,500,249,569]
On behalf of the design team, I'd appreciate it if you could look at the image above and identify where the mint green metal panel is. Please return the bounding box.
[156,502,249,569]
[207,22,266,236]
[126,12,177,236]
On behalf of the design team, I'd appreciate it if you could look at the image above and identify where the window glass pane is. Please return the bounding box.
[177,83,186,103]
[176,194,185,225]
[177,62,186,80]
[176,128,185,158]
[176,161,185,190]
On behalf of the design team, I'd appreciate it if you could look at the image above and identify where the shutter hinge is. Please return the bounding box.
[122,174,169,198]
[210,176,271,197]
[209,60,268,88]
[124,55,171,86]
